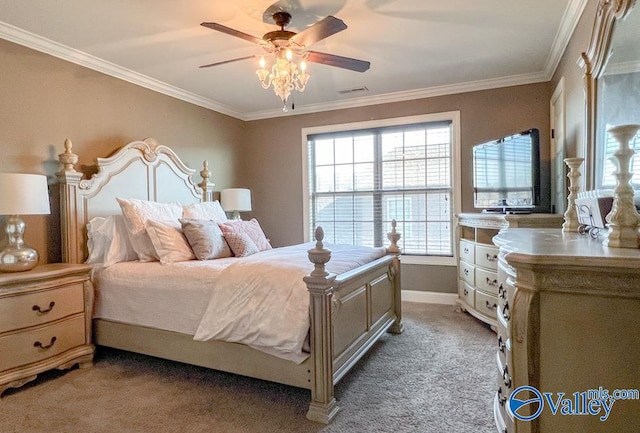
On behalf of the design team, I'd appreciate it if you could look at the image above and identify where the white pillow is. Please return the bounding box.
[146,220,195,264]
[182,201,228,222]
[116,198,183,262]
[86,215,137,266]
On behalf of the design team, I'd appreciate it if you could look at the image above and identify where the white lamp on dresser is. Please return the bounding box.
[221,188,252,220]
[0,173,51,272]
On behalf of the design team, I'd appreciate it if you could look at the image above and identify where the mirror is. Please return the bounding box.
[579,0,638,190]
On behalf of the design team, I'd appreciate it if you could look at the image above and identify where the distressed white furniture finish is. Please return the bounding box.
[57,138,403,423]
[456,213,562,330]
[493,228,640,433]
[0,263,94,396]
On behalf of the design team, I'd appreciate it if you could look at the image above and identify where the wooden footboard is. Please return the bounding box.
[304,226,403,423]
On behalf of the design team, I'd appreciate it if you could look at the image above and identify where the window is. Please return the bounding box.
[303,112,460,260]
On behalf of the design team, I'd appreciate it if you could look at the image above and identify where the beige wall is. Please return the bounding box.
[0,39,246,264]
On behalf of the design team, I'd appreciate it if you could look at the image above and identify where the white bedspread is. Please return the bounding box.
[193,242,386,363]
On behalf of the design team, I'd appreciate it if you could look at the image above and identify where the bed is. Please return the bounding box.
[56,137,403,423]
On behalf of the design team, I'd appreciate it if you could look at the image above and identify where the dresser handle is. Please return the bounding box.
[486,300,497,311]
[498,335,506,353]
[502,365,512,388]
[498,387,507,407]
[486,277,498,287]
[463,268,469,276]
[34,336,57,350]
[464,247,469,254]
[463,288,468,296]
[486,253,498,262]
[32,301,55,314]
[502,301,511,321]
[498,283,506,300]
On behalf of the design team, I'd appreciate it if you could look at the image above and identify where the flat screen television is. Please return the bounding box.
[472,128,541,213]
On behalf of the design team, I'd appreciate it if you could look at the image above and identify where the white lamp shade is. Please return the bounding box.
[0,173,51,215]
[220,188,252,212]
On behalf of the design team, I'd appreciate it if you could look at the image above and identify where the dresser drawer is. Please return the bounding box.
[459,260,475,286]
[0,315,86,372]
[476,245,499,270]
[459,239,475,263]
[0,283,85,334]
[475,291,498,318]
[458,281,475,307]
[475,268,499,295]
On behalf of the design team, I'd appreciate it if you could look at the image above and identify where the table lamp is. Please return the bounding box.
[0,173,51,272]
[221,188,252,220]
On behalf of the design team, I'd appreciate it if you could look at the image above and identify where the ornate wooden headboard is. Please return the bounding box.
[56,137,213,264]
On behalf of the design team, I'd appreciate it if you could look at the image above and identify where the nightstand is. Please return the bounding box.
[0,263,94,396]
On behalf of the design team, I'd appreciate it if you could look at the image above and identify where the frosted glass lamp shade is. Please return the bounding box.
[0,173,51,272]
[221,188,252,220]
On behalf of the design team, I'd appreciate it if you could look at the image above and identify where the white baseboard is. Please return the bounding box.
[401,290,458,305]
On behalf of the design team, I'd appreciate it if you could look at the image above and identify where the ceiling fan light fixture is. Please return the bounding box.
[256,50,310,109]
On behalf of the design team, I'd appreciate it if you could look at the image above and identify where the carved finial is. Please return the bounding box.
[58,138,78,173]
[308,226,331,277]
[386,219,401,254]
[198,160,215,202]
[200,160,210,183]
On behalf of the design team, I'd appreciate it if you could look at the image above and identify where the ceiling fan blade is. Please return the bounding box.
[199,56,256,68]
[305,51,370,72]
[200,22,265,46]
[290,16,347,47]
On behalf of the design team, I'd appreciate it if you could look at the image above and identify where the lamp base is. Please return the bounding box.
[0,215,39,272]
[0,244,39,272]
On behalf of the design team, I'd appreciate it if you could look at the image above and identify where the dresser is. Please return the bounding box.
[0,263,94,396]
[456,213,563,329]
[493,228,640,433]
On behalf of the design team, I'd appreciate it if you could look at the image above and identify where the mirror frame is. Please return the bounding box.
[578,0,636,189]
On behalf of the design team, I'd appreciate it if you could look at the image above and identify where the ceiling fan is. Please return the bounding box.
[199,11,371,73]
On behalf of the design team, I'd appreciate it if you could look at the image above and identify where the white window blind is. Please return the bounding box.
[308,121,453,256]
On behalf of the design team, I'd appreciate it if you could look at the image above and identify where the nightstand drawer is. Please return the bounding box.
[0,283,85,334]
[0,315,86,372]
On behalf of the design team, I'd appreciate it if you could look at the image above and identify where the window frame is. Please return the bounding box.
[301,111,461,266]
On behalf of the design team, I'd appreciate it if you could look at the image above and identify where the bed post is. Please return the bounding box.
[304,227,339,424]
[386,220,404,334]
[57,138,84,264]
[198,160,215,202]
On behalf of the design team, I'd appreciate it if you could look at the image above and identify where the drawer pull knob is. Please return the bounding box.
[463,288,468,296]
[486,277,498,287]
[498,335,506,353]
[464,247,469,254]
[485,300,497,311]
[486,253,498,262]
[34,336,57,350]
[463,268,469,276]
[32,301,55,314]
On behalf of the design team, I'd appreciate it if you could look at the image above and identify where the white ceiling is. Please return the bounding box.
[0,0,586,121]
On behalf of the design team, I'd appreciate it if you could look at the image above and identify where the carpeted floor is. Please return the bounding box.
[0,302,496,433]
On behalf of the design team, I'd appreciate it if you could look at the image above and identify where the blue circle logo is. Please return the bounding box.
[508,385,544,421]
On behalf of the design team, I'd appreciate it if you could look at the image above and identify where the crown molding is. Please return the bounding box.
[0,20,245,120]
[542,0,589,79]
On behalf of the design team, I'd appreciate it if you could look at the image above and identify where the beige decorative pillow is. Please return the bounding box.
[224,232,260,257]
[182,201,228,223]
[180,218,232,260]
[116,198,183,262]
[146,220,195,264]
[218,218,272,251]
